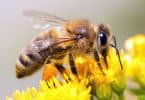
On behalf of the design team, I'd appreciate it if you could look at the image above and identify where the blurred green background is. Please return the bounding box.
[0,0,144,99]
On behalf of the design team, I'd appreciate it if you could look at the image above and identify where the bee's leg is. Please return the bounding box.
[45,59,51,64]
[43,58,53,87]
[55,63,66,74]
[102,48,109,69]
[68,53,77,75]
[110,35,123,70]
[43,56,51,65]
[93,49,105,75]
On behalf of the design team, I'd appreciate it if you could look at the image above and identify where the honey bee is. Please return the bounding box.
[16,10,122,78]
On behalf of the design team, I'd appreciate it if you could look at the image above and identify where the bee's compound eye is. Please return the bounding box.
[97,31,107,46]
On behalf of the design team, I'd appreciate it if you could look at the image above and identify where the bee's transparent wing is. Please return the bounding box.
[23,10,67,30]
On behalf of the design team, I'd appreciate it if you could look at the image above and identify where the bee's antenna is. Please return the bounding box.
[110,36,123,70]
[112,35,117,47]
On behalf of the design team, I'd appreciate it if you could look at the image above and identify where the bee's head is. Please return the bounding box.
[96,24,112,52]
[65,19,96,49]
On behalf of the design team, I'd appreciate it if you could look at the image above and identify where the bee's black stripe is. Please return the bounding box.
[19,55,30,67]
[27,53,36,61]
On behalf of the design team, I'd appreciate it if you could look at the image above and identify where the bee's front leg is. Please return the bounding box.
[93,49,105,75]
[68,53,77,75]
[101,48,109,69]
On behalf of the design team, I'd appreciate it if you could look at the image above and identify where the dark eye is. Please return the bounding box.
[97,31,107,46]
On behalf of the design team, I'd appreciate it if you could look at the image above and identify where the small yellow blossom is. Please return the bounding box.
[125,34,145,57]
[124,34,145,99]
[69,48,126,100]
[6,77,91,100]
[91,49,126,100]
[125,34,145,88]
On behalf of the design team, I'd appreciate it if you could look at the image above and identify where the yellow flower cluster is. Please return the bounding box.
[125,34,145,88]
[74,48,126,100]
[7,48,126,100]
[6,77,91,100]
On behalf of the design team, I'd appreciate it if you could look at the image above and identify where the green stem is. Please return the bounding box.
[118,93,125,100]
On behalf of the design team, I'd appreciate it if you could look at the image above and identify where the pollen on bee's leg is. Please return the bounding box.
[42,64,57,81]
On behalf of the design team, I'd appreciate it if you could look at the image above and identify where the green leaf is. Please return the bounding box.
[139,95,145,100]
[129,88,145,95]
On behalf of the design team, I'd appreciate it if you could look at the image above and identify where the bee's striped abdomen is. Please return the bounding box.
[16,47,44,78]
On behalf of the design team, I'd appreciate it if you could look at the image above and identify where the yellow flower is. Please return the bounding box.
[125,34,145,57]
[7,47,126,100]
[125,34,145,88]
[6,77,91,100]
[70,48,126,100]
[90,49,126,100]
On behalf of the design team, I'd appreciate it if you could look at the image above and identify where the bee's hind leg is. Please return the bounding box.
[55,63,66,74]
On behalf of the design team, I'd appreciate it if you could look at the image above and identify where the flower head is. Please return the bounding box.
[6,77,91,100]
[124,34,145,99]
[50,47,126,99]
[125,34,145,88]
[125,34,145,57]
[89,48,126,99]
